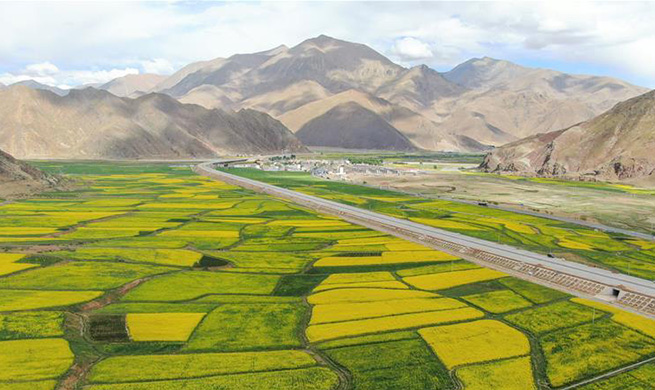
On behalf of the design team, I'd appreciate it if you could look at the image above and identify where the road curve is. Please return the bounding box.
[196,161,655,315]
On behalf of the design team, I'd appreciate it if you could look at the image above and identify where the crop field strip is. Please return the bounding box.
[0,161,653,389]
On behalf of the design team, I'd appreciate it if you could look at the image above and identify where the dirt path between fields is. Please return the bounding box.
[55,274,164,390]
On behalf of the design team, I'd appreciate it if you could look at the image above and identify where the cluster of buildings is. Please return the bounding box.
[233,156,427,180]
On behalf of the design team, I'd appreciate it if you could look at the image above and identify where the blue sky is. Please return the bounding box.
[0,1,653,88]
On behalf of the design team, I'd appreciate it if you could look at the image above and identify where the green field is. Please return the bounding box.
[0,161,653,389]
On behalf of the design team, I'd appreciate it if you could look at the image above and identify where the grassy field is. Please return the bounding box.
[0,161,653,389]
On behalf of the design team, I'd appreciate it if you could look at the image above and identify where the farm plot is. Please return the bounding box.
[0,311,64,340]
[505,301,599,334]
[461,289,533,313]
[310,297,468,324]
[126,313,206,341]
[0,338,74,381]
[403,268,506,290]
[0,289,102,311]
[456,357,535,390]
[307,307,482,342]
[578,363,655,389]
[540,319,655,387]
[314,250,457,267]
[499,277,569,304]
[323,335,455,390]
[84,367,339,390]
[60,247,203,267]
[0,261,175,290]
[572,298,655,338]
[87,350,317,383]
[184,303,306,351]
[122,271,279,301]
[418,320,530,369]
[0,253,35,276]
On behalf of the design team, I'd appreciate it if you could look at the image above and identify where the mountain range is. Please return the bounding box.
[0,86,306,159]
[143,35,647,152]
[0,35,649,157]
[481,89,655,183]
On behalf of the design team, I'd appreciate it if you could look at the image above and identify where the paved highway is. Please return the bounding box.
[196,161,655,302]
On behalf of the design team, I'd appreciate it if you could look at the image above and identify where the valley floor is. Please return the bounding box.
[1,161,654,390]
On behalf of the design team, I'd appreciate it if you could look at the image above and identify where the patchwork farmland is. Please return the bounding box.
[1,162,655,389]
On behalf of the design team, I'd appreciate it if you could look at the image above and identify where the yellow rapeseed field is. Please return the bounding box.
[0,227,59,236]
[308,288,441,305]
[477,218,536,235]
[558,239,593,250]
[159,230,240,238]
[403,268,506,290]
[0,380,59,390]
[0,289,102,311]
[385,242,433,251]
[307,307,483,342]
[335,237,396,246]
[456,356,536,390]
[138,201,238,209]
[0,253,36,276]
[127,313,206,341]
[381,250,457,262]
[410,217,483,231]
[626,239,655,250]
[313,280,409,292]
[0,338,74,381]
[419,320,530,369]
[315,250,457,267]
[73,247,203,267]
[572,298,655,338]
[321,272,396,285]
[269,219,351,227]
[82,199,143,207]
[310,297,468,324]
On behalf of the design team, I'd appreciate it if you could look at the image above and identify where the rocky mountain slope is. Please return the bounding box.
[296,102,416,151]
[278,89,487,151]
[99,74,167,97]
[145,36,646,152]
[435,57,649,144]
[0,86,307,159]
[0,148,62,197]
[481,89,655,182]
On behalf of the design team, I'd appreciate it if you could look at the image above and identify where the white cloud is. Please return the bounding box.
[140,58,175,75]
[0,62,138,88]
[62,68,139,86]
[25,61,59,76]
[390,37,433,61]
[0,73,57,86]
[0,2,653,87]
